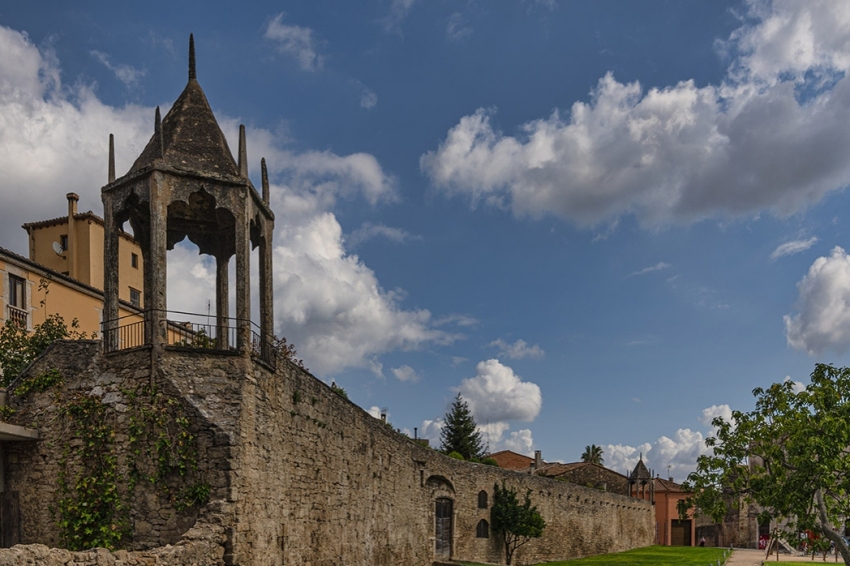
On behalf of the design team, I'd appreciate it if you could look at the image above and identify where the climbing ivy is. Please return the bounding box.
[126,384,210,513]
[13,375,210,551]
[13,367,62,397]
[56,392,129,551]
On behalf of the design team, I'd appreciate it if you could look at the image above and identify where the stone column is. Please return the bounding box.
[102,194,120,351]
[258,220,274,358]
[235,196,251,352]
[216,254,230,349]
[146,175,168,349]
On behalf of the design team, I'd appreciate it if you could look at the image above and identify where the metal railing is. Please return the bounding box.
[102,309,277,369]
[5,306,27,328]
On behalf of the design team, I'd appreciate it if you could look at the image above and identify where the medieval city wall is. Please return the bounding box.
[230,355,654,565]
[1,342,652,565]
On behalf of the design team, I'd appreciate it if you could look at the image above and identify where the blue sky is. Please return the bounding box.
[2,0,850,480]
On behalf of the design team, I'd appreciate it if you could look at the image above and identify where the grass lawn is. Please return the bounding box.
[457,545,728,566]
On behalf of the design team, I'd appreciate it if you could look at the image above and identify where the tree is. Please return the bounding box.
[682,364,850,565]
[581,444,604,464]
[439,393,484,461]
[491,481,546,565]
[0,314,84,386]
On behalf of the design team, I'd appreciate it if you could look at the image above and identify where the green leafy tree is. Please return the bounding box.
[0,314,84,385]
[581,444,604,464]
[682,364,850,565]
[439,393,484,461]
[491,481,546,565]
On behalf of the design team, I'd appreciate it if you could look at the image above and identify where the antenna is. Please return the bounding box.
[52,242,64,255]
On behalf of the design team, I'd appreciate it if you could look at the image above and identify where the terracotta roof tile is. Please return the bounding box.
[489,450,534,470]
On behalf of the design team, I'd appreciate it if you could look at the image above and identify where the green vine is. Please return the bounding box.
[41,380,211,551]
[56,393,129,551]
[126,384,210,512]
[13,368,63,397]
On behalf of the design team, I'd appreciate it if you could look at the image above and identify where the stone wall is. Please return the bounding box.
[4,341,229,551]
[228,355,653,565]
[1,342,653,565]
[543,463,631,496]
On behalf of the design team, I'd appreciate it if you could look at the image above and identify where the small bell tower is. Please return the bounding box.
[101,35,275,360]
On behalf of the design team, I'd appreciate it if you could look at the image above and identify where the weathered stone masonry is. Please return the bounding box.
[1,341,652,565]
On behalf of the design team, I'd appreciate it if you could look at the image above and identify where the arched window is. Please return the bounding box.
[476,519,489,538]
[478,490,488,509]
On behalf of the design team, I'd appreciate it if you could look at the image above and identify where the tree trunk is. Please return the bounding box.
[814,489,850,565]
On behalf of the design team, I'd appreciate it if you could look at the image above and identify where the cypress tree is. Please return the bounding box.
[440,393,484,460]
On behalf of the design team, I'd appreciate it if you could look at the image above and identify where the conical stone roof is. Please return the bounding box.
[629,456,651,480]
[128,37,238,178]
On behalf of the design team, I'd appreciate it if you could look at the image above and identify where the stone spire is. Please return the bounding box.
[238,124,248,178]
[127,36,239,177]
[261,157,269,204]
[108,133,115,183]
[154,106,163,158]
[189,33,196,81]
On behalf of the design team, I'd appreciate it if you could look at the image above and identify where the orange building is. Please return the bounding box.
[1,194,142,341]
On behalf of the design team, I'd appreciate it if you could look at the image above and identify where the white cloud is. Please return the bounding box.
[419,417,444,441]
[383,0,418,34]
[360,87,378,109]
[606,429,709,483]
[604,443,652,476]
[770,236,818,261]
[457,359,542,423]
[628,262,671,277]
[392,364,420,382]
[368,406,387,419]
[727,0,850,87]
[446,13,473,41]
[0,25,152,253]
[347,222,419,248]
[90,50,145,89]
[479,422,534,455]
[488,338,545,360]
[606,403,742,482]
[434,314,478,327]
[699,404,732,428]
[785,246,850,355]
[421,1,850,229]
[264,13,324,72]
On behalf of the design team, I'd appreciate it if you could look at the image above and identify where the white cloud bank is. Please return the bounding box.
[0,26,153,251]
[605,403,734,482]
[457,359,542,423]
[421,0,850,229]
[785,246,850,355]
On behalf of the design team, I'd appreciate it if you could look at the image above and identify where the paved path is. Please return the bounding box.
[726,548,843,565]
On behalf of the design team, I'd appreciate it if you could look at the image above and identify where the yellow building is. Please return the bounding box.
[1,193,143,336]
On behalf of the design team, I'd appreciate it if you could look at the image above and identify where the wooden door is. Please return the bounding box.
[435,498,453,559]
[671,519,692,546]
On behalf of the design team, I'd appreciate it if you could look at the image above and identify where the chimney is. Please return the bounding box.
[66,193,79,278]
[534,450,542,469]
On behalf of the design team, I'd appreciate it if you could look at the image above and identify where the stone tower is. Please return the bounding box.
[629,453,655,502]
[101,35,275,357]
